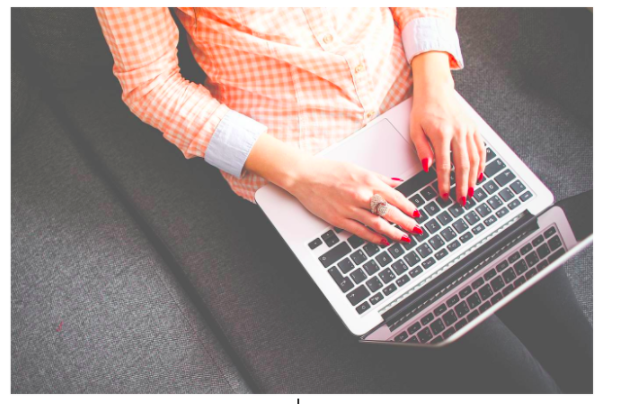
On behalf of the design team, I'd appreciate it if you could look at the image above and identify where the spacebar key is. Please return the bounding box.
[319,242,352,268]
[397,168,438,198]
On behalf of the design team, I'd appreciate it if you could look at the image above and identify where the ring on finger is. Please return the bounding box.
[370,194,390,217]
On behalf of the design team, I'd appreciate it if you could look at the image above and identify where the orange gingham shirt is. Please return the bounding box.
[95,7,463,202]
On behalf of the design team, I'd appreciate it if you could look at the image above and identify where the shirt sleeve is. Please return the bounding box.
[95,7,267,177]
[390,7,464,70]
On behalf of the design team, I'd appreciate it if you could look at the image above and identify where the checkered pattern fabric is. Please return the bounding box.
[95,7,459,202]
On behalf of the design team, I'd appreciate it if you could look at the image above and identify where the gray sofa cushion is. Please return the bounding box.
[11,63,250,393]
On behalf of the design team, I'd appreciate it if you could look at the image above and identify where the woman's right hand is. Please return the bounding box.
[282,156,423,245]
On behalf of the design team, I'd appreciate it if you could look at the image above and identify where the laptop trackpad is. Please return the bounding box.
[319,119,420,178]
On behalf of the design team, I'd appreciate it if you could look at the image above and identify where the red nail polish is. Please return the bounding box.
[412,226,423,235]
[392,177,403,181]
[401,235,411,243]
[412,209,421,218]
[442,193,449,201]
[468,187,475,198]
[422,158,430,173]
[381,238,390,246]
[460,196,467,206]
[478,172,484,182]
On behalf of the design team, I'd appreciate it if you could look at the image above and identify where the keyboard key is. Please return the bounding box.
[454,318,468,331]
[443,310,457,326]
[502,284,515,296]
[321,230,340,247]
[508,199,521,210]
[415,229,430,242]
[328,266,344,283]
[363,260,380,276]
[434,303,447,316]
[508,252,521,263]
[498,187,515,202]
[479,301,491,313]
[547,248,565,263]
[520,191,533,202]
[375,251,393,267]
[435,249,448,260]
[484,215,498,226]
[429,235,445,250]
[440,227,457,243]
[337,258,354,274]
[525,251,539,267]
[453,219,469,234]
[366,277,383,292]
[416,243,433,258]
[410,194,425,207]
[447,240,461,252]
[537,244,550,259]
[436,211,453,226]
[363,243,380,257]
[443,328,456,339]
[348,235,365,249]
[472,224,486,235]
[484,158,506,177]
[308,238,323,250]
[404,251,421,267]
[350,269,367,284]
[544,227,557,239]
[378,268,396,284]
[525,268,538,280]
[459,286,472,298]
[447,295,460,307]
[356,301,370,314]
[467,293,482,309]
[464,211,481,226]
[486,146,497,161]
[346,285,370,306]
[532,236,544,247]
[490,293,503,304]
[521,243,533,255]
[350,249,368,265]
[369,292,384,305]
[460,232,474,243]
[416,212,429,224]
[472,277,485,289]
[514,277,526,288]
[391,259,408,275]
[479,284,494,300]
[487,195,504,210]
[548,235,562,251]
[503,268,517,283]
[495,169,516,186]
[475,187,488,202]
[319,242,352,268]
[436,194,453,209]
[463,197,477,211]
[455,301,470,318]
[467,310,480,321]
[495,207,509,218]
[394,331,408,342]
[430,319,446,335]
[402,235,417,250]
[476,203,492,218]
[408,336,419,343]
[408,322,421,335]
[396,274,410,287]
[449,203,465,218]
[484,269,497,280]
[383,283,397,296]
[387,243,405,260]
[496,260,508,272]
[410,266,423,278]
[510,180,526,194]
[536,260,549,271]
[422,257,436,270]
[484,180,499,194]
[425,219,441,234]
[491,276,505,292]
[514,259,528,275]
[420,187,438,201]
[421,313,435,326]
[417,328,433,343]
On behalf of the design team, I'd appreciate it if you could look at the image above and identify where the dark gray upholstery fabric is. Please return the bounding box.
[11,67,250,393]
[49,8,592,392]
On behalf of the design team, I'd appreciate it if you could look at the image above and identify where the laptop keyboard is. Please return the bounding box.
[309,145,536,315]
[390,225,566,344]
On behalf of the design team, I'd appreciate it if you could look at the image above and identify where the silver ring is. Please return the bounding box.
[370,194,389,217]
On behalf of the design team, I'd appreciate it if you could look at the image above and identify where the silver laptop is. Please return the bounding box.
[255,93,593,347]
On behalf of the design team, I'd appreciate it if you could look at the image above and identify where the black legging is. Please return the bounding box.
[386,266,592,393]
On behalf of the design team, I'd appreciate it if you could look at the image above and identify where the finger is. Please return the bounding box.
[374,173,403,188]
[337,217,387,245]
[378,202,423,236]
[475,132,487,183]
[351,207,413,243]
[467,132,480,198]
[452,135,470,206]
[410,122,434,173]
[377,184,421,219]
[433,137,453,201]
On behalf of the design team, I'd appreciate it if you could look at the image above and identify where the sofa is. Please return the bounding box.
[11,8,592,393]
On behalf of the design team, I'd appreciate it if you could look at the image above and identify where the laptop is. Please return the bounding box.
[254,93,593,347]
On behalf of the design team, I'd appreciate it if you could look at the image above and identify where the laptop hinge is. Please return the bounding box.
[383,210,539,330]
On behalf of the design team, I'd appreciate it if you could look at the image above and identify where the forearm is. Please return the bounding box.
[411,51,455,93]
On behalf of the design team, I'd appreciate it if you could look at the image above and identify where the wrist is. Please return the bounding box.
[411,51,455,91]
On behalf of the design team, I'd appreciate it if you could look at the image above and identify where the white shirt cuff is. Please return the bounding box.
[401,17,464,70]
[205,110,267,178]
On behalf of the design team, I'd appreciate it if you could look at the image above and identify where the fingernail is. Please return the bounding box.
[442,193,449,201]
[478,172,484,182]
[468,186,474,198]
[392,177,403,181]
[460,196,467,206]
[412,209,421,218]
[401,235,411,243]
[381,238,390,246]
[422,158,430,173]
[412,226,423,235]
